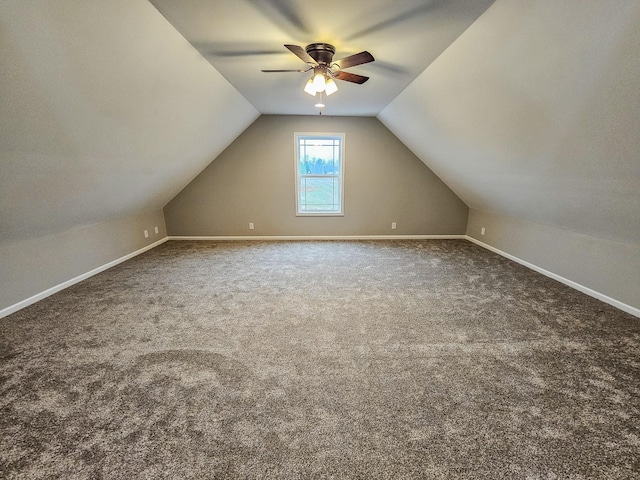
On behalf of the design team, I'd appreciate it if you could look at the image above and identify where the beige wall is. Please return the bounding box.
[164,115,468,237]
[0,210,167,316]
[467,209,640,314]
[0,0,258,245]
[379,1,640,247]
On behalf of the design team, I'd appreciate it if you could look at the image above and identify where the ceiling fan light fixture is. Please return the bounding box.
[315,91,325,110]
[324,77,338,96]
[304,78,317,96]
[262,43,374,102]
[313,72,326,92]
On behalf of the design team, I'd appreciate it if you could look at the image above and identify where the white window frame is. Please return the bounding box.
[294,132,345,216]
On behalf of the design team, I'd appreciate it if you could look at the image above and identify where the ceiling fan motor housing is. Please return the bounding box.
[305,43,336,65]
[260,43,371,86]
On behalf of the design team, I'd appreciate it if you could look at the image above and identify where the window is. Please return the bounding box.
[295,133,344,216]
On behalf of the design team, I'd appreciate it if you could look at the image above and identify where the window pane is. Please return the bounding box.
[299,176,341,211]
[295,133,344,215]
[298,138,341,175]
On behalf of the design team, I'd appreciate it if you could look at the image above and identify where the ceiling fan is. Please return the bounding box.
[261,43,375,97]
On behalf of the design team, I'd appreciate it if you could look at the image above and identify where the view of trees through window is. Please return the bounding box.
[299,155,340,175]
[296,134,344,215]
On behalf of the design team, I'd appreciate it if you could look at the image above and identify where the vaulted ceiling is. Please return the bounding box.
[1,0,639,248]
[380,1,640,244]
[149,0,495,116]
[0,0,258,244]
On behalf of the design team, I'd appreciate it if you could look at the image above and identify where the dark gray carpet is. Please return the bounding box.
[1,240,639,479]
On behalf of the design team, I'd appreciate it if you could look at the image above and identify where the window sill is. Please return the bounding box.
[296,212,345,217]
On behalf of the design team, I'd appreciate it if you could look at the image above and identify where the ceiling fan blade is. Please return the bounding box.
[204,49,285,58]
[261,69,310,73]
[345,1,447,41]
[248,0,311,36]
[191,41,288,59]
[333,71,369,84]
[284,44,317,65]
[332,51,375,69]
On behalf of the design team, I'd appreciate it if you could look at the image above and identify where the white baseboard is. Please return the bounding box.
[0,237,168,319]
[168,235,467,241]
[5,234,635,320]
[466,235,640,318]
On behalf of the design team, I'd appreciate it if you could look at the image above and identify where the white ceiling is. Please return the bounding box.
[149,0,495,116]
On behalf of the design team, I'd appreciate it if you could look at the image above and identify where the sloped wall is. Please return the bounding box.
[467,210,640,314]
[164,115,469,237]
[0,0,258,245]
[0,1,258,314]
[379,1,640,314]
[0,210,166,316]
[379,1,640,245]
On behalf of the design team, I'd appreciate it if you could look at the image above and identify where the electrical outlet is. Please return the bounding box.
[144,229,149,238]
[391,222,397,230]
[249,222,254,230]
[154,226,159,234]
[481,227,485,235]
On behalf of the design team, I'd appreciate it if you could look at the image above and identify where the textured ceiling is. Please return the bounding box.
[149,0,495,116]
